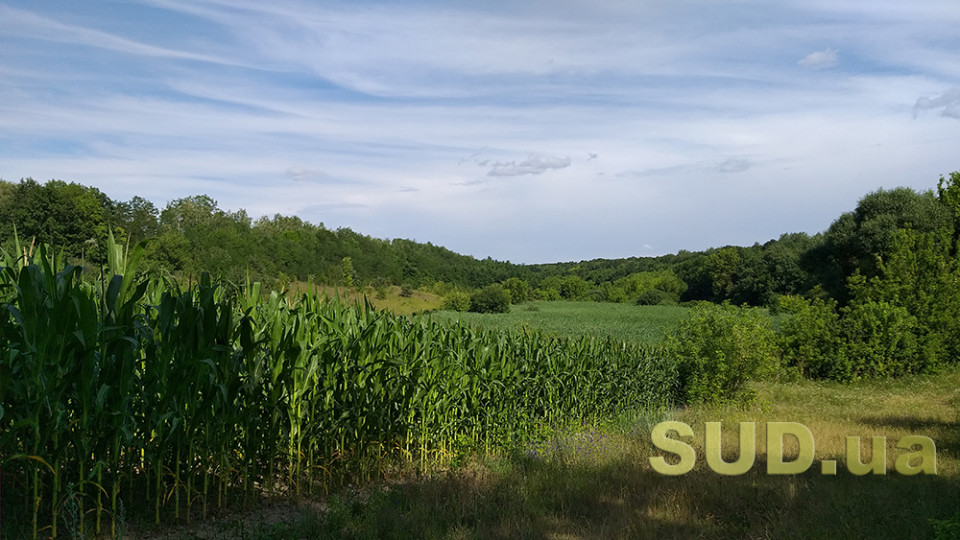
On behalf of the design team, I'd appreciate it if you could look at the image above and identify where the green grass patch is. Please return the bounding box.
[286,282,445,315]
[430,301,690,344]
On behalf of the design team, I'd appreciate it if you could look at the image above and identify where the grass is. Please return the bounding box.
[198,365,959,540]
[286,282,446,315]
[429,301,691,344]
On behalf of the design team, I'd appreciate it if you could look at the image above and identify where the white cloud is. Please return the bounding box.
[485,154,572,177]
[913,89,960,119]
[798,47,839,69]
[0,5,242,67]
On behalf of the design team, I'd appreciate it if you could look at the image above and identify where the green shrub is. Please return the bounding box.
[501,277,530,304]
[635,288,678,306]
[662,303,780,405]
[532,287,561,301]
[778,295,942,382]
[442,291,471,312]
[837,300,927,380]
[777,295,842,379]
[469,284,511,313]
[558,275,590,300]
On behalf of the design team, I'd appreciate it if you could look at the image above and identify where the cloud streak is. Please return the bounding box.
[913,89,960,120]
[486,154,572,177]
[0,5,242,67]
[798,48,839,69]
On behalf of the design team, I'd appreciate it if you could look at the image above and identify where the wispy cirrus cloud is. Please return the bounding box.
[0,4,242,67]
[485,154,572,177]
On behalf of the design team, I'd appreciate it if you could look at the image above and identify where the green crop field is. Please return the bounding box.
[430,301,691,344]
[0,240,679,540]
[3,238,957,539]
[139,364,960,540]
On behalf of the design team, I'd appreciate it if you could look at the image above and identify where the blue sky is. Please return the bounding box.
[1,0,959,263]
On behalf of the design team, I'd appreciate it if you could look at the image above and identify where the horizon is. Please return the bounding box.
[1,0,958,264]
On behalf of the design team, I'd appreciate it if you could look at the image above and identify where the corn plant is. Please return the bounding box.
[0,233,680,539]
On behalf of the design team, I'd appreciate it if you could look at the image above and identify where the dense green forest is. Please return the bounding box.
[2,175,959,310]
[0,179,520,290]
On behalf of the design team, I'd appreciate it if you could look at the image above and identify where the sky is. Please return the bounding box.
[1,0,959,264]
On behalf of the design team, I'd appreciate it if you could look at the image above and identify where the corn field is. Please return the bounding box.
[0,236,679,539]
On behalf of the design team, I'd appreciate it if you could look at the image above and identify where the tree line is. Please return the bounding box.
[0,179,519,290]
[3,175,959,312]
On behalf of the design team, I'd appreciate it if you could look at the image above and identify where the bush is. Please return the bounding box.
[501,277,529,304]
[636,288,678,306]
[777,295,841,379]
[532,287,561,301]
[558,275,590,300]
[778,295,941,382]
[442,291,471,312]
[469,284,511,313]
[662,303,780,405]
[837,300,926,380]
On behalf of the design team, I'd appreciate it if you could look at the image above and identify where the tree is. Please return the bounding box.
[117,196,160,245]
[558,275,590,300]
[501,277,530,304]
[0,179,112,261]
[938,171,960,244]
[341,257,355,287]
[469,284,511,313]
[707,246,740,301]
[160,195,219,233]
[816,187,953,302]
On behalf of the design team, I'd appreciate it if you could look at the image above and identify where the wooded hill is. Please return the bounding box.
[2,174,959,312]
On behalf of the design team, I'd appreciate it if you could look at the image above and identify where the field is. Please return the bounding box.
[3,249,958,539]
[127,301,958,540]
[429,301,691,344]
[138,363,960,540]
[0,249,675,540]
[285,282,446,315]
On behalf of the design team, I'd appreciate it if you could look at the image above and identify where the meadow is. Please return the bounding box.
[285,282,446,316]
[429,301,692,344]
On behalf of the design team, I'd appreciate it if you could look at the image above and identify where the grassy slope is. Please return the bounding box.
[286,282,446,315]
[429,301,691,344]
